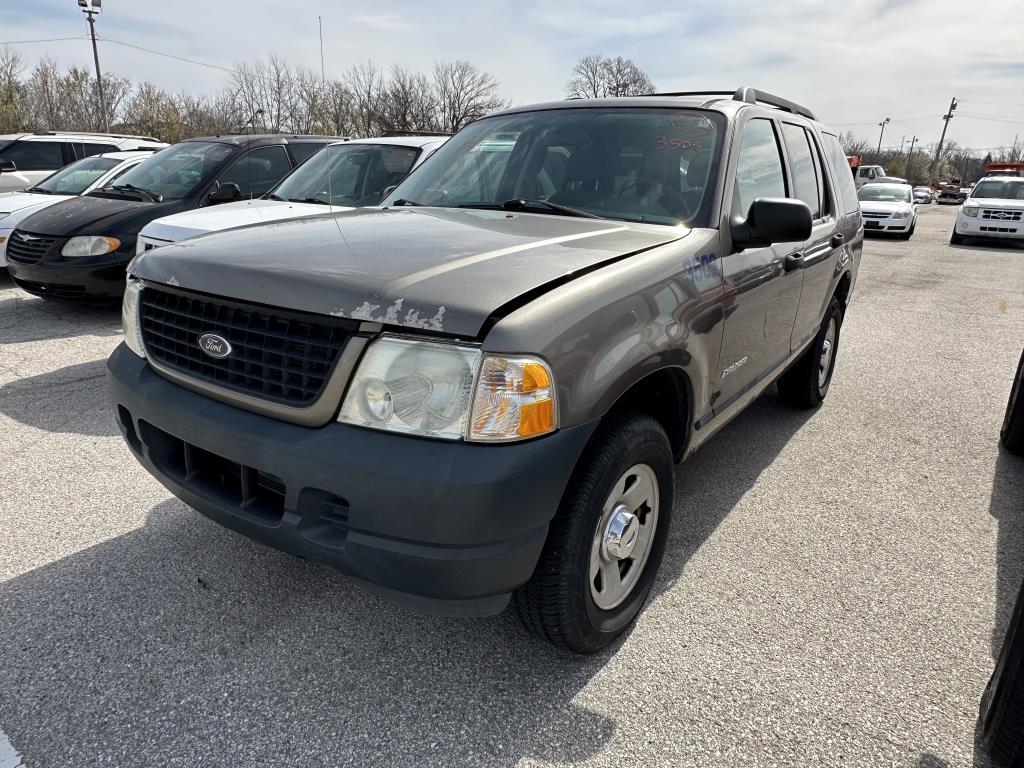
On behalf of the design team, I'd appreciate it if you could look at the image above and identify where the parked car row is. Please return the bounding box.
[1,132,447,299]
[0,131,167,193]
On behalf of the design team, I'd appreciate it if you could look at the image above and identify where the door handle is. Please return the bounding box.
[784,252,804,273]
[830,233,845,248]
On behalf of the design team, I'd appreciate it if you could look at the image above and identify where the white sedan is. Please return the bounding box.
[857,182,917,239]
[136,135,448,253]
[0,151,151,267]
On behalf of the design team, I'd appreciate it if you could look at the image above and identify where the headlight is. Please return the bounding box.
[338,336,557,441]
[962,206,978,218]
[892,210,911,219]
[62,235,121,257]
[121,277,146,358]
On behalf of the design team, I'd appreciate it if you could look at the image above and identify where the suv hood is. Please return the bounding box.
[16,194,192,241]
[967,196,1024,209]
[142,198,351,244]
[0,190,72,215]
[132,206,688,338]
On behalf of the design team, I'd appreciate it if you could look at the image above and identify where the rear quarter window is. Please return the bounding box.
[820,133,860,214]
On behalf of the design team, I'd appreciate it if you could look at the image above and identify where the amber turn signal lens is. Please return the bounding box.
[470,356,556,441]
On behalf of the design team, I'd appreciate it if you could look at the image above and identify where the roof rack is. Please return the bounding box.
[637,88,816,120]
[379,130,454,137]
[34,130,163,142]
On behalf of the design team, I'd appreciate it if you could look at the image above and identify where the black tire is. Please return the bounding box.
[1000,351,1024,454]
[980,579,1024,766]
[777,297,843,409]
[515,411,674,654]
[901,222,915,240]
[951,230,965,245]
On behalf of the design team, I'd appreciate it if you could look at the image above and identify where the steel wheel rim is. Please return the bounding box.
[818,318,837,388]
[589,463,660,611]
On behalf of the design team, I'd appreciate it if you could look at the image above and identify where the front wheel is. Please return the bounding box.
[777,297,843,409]
[901,221,915,240]
[951,230,965,245]
[515,411,674,654]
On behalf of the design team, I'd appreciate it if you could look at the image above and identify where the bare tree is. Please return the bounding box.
[433,60,505,133]
[379,65,436,133]
[565,55,654,99]
[346,61,385,137]
[0,47,24,132]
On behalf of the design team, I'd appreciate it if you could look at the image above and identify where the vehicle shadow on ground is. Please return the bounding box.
[950,241,1024,253]
[0,359,116,437]
[0,498,615,767]
[0,275,121,344]
[652,389,816,600]
[970,447,1024,768]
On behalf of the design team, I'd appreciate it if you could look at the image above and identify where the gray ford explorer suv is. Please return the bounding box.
[108,88,863,653]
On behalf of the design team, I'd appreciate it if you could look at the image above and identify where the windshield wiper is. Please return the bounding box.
[111,183,163,202]
[264,192,285,201]
[457,199,605,219]
[287,197,330,205]
[391,198,422,206]
[25,186,54,194]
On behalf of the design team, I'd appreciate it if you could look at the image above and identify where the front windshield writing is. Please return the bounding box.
[384,108,724,227]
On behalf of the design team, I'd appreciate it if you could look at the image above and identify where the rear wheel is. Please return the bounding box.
[1000,350,1024,454]
[777,297,843,409]
[515,411,674,654]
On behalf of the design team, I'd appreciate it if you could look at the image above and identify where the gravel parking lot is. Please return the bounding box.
[0,203,1022,767]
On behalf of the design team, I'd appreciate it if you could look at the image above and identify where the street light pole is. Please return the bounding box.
[877,117,890,155]
[907,135,919,182]
[80,0,109,133]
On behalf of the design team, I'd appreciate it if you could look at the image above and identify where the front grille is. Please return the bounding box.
[861,211,889,219]
[6,231,58,264]
[11,278,86,299]
[140,285,356,407]
[982,209,1023,221]
[980,226,1018,233]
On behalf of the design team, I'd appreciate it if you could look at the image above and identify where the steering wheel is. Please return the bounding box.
[614,179,694,220]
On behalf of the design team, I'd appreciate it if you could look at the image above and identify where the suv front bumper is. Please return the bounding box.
[107,344,597,617]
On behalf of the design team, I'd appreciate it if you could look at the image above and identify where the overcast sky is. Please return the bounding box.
[5,0,1023,153]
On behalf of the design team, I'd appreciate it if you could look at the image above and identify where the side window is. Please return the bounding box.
[780,123,820,218]
[821,133,860,214]
[803,129,832,218]
[217,146,291,197]
[83,143,118,156]
[734,118,786,215]
[288,142,326,165]
[0,140,64,171]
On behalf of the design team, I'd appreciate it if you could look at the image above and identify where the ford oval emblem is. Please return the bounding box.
[197,333,232,359]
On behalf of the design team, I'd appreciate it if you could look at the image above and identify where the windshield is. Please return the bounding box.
[97,141,236,200]
[272,143,421,206]
[971,180,1024,200]
[858,185,912,203]
[384,108,725,227]
[33,156,119,194]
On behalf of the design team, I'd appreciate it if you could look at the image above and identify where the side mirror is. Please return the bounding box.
[0,160,16,173]
[731,198,813,250]
[207,182,242,204]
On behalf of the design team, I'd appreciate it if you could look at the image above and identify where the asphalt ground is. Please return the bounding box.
[0,203,1022,767]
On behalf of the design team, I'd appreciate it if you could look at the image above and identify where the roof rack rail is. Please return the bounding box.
[636,88,816,120]
[731,87,816,120]
[33,130,163,142]
[379,130,453,137]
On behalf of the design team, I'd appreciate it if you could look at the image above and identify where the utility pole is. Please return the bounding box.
[907,135,919,181]
[929,97,958,184]
[876,117,890,155]
[78,0,109,133]
[318,17,325,83]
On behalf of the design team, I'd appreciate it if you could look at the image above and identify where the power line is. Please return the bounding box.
[100,37,240,75]
[958,113,1024,125]
[0,36,88,45]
